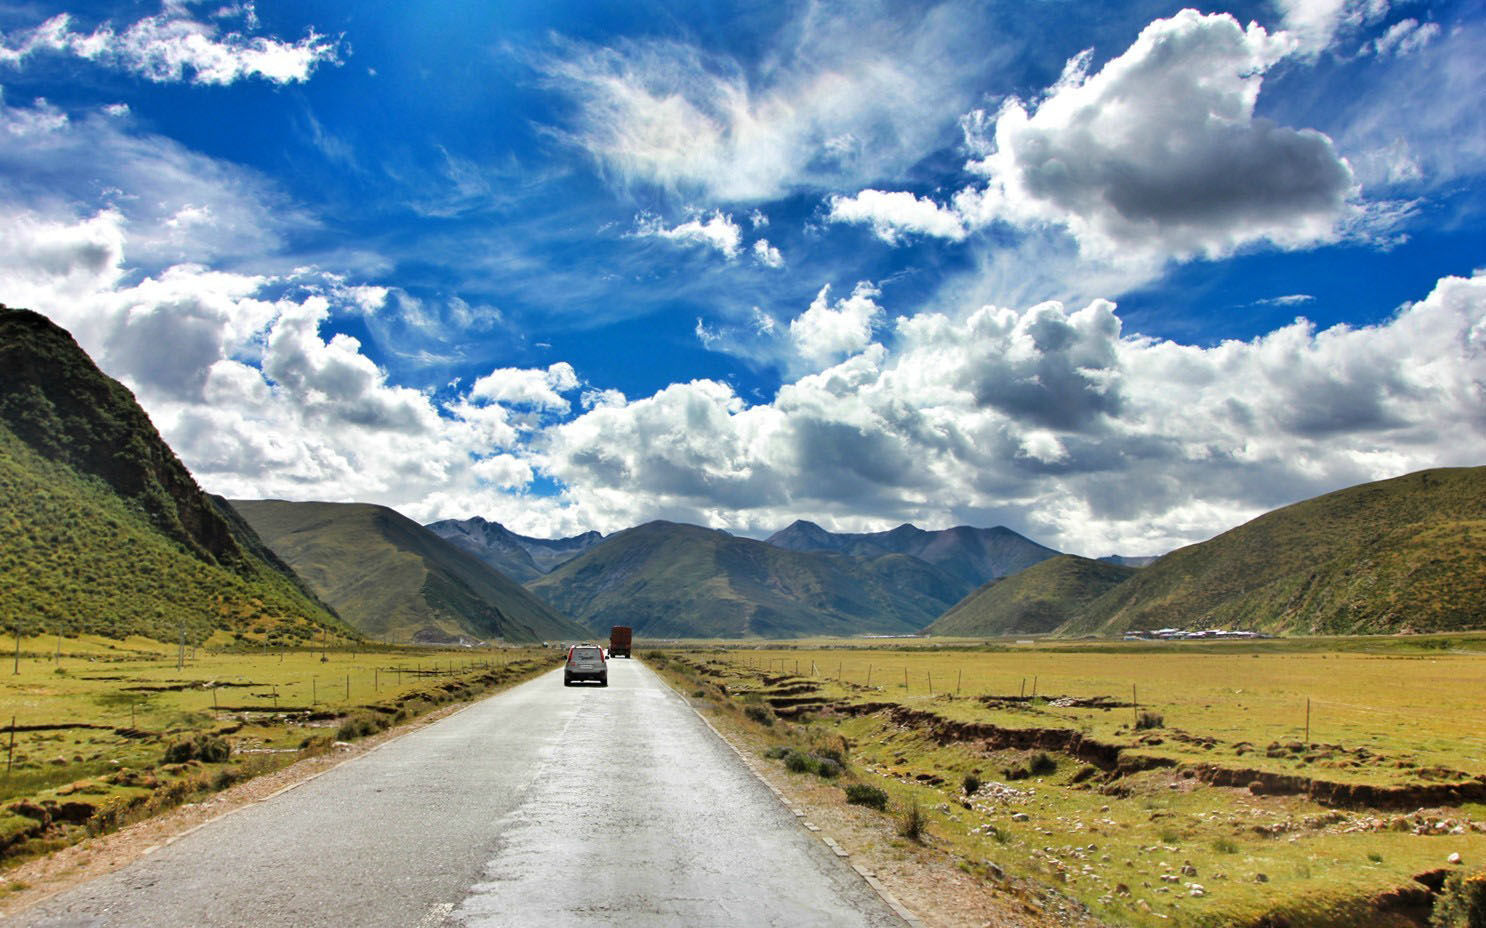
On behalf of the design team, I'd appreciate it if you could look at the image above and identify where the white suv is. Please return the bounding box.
[564,644,608,687]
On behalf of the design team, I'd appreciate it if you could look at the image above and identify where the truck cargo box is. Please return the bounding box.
[609,625,632,658]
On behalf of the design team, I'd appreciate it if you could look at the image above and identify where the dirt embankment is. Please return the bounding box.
[838,702,1486,811]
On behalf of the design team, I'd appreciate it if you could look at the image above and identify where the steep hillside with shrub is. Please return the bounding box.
[0,306,348,645]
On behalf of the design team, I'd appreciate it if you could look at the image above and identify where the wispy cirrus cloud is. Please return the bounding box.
[533,0,989,201]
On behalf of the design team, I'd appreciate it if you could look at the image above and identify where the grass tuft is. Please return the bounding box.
[898,801,926,842]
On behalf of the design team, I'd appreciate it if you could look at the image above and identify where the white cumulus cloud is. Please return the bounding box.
[789,282,884,368]
[826,189,967,244]
[0,7,341,85]
[828,10,1359,270]
[633,210,742,259]
[469,363,580,413]
[752,238,784,269]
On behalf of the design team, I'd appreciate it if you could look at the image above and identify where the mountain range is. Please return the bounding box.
[425,516,603,582]
[7,304,1483,646]
[525,520,971,638]
[232,500,588,644]
[764,520,1059,588]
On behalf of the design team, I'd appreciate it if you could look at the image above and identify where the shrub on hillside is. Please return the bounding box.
[784,749,816,774]
[336,713,387,741]
[1136,710,1165,730]
[744,704,775,726]
[1432,870,1486,928]
[844,783,889,810]
[963,773,982,796]
[161,734,230,765]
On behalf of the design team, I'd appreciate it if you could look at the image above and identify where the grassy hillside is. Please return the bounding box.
[0,307,348,645]
[928,555,1137,636]
[0,306,344,645]
[233,500,588,644]
[765,520,1059,587]
[527,521,973,638]
[1063,467,1486,636]
[1,307,276,575]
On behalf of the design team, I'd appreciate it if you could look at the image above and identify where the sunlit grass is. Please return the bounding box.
[0,634,557,865]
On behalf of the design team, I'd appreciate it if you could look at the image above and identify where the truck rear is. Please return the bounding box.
[609,625,632,658]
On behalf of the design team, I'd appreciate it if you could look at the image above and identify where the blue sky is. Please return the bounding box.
[1,0,1483,556]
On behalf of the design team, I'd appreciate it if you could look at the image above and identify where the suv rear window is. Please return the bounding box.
[572,647,601,659]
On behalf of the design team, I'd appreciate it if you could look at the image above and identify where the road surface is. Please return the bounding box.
[14,658,903,927]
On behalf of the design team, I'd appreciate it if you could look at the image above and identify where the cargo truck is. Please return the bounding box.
[609,625,632,658]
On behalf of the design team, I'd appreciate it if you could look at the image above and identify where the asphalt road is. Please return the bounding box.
[14,658,904,927]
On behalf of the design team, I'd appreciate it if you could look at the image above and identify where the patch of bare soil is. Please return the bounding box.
[0,697,479,919]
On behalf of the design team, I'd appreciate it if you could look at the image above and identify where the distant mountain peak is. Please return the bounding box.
[425,515,605,581]
[764,518,1060,588]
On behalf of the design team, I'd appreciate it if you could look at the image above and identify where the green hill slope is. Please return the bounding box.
[1063,467,1486,636]
[0,306,349,645]
[232,500,588,644]
[526,521,972,638]
[928,555,1137,636]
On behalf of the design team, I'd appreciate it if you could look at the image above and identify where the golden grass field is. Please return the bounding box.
[653,636,1486,928]
[0,633,557,874]
[726,640,1486,783]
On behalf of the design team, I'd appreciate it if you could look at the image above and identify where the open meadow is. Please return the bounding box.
[653,635,1486,927]
[0,633,557,875]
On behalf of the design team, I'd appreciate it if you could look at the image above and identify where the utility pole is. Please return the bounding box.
[178,621,185,670]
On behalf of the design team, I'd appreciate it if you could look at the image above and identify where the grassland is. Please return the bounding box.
[652,636,1486,927]
[0,633,557,873]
